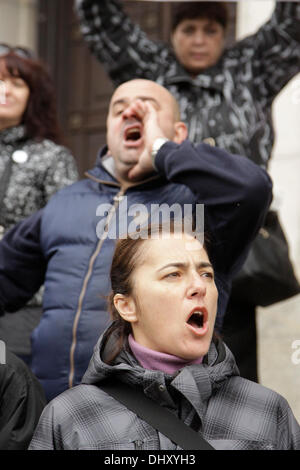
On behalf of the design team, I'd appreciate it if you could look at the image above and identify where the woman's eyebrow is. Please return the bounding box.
[157,261,213,272]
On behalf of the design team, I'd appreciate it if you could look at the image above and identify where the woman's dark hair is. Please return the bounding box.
[107,220,211,363]
[0,52,63,144]
[172,2,229,32]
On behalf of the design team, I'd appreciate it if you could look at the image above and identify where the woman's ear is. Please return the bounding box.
[113,294,138,324]
[173,121,188,144]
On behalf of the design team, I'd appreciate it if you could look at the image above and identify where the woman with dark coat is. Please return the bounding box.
[0,46,78,363]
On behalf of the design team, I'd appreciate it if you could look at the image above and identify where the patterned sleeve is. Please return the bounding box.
[41,143,79,204]
[75,0,172,84]
[235,1,300,102]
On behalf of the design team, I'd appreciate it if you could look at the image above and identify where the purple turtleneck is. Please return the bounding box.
[128,334,203,375]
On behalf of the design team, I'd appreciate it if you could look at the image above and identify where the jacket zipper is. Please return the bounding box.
[68,188,125,389]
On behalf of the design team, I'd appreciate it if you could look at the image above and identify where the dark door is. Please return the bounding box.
[38,0,236,177]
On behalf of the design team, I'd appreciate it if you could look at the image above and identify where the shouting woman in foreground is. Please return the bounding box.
[29,222,300,450]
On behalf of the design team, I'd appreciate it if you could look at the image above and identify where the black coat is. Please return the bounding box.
[0,349,46,450]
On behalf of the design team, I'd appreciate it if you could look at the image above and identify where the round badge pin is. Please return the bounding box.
[12,150,28,164]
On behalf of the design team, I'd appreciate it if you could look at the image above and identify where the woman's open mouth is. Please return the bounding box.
[186,307,209,336]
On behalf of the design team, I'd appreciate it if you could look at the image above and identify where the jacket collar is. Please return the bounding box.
[0,125,27,145]
[85,145,165,191]
[82,323,239,418]
[84,146,120,186]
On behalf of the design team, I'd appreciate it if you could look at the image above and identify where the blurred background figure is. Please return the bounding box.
[76,1,300,164]
[76,0,300,383]
[0,45,79,365]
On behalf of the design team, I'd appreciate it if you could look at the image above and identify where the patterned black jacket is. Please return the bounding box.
[0,125,78,234]
[0,126,78,314]
[76,0,300,167]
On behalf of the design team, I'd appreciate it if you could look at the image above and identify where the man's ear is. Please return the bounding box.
[113,294,138,324]
[173,122,188,144]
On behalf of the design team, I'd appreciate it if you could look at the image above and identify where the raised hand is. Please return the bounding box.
[125,99,167,181]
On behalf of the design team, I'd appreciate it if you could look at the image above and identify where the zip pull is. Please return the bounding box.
[113,194,124,203]
[134,440,143,450]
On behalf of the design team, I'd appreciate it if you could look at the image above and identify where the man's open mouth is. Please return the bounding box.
[125,127,141,141]
[124,124,143,144]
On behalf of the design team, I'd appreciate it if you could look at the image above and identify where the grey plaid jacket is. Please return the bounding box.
[29,326,300,450]
[76,0,300,168]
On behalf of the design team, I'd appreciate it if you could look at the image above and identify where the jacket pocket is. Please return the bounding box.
[209,439,276,450]
[78,437,159,450]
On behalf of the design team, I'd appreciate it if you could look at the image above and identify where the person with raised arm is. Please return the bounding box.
[0,79,271,401]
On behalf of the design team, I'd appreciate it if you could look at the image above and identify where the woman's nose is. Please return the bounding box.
[193,31,206,45]
[187,273,207,298]
[1,79,12,96]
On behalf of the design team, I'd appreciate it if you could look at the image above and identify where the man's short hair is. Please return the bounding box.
[172,2,229,31]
